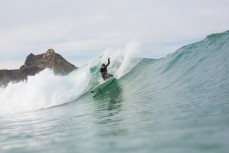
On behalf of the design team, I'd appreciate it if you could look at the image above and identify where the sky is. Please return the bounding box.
[0,0,228,69]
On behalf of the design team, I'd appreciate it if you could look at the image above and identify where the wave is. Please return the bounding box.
[117,30,229,107]
[0,30,229,116]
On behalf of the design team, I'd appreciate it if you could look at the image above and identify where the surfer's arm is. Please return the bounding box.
[106,58,110,67]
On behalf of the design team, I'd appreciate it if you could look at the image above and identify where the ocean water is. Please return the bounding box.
[0,31,229,153]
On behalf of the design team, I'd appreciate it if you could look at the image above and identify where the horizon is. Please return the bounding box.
[0,0,229,69]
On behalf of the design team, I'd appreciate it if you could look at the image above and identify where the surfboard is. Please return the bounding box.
[90,77,115,94]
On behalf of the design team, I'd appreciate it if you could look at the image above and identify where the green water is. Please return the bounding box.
[0,31,229,153]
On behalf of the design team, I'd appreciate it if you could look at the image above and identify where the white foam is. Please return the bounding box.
[0,68,90,115]
[99,41,142,78]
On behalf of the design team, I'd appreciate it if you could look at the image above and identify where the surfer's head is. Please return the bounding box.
[101,64,105,68]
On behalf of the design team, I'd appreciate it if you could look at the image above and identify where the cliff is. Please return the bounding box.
[0,49,77,87]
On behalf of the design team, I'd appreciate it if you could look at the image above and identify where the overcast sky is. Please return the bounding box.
[0,0,228,68]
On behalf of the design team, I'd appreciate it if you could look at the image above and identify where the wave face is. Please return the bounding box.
[129,30,229,104]
[0,31,229,153]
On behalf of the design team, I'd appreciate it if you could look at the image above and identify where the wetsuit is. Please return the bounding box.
[100,59,113,80]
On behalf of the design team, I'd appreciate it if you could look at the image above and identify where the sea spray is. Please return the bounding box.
[100,41,142,78]
[0,68,90,115]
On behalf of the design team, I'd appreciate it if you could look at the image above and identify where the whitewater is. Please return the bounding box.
[0,31,229,153]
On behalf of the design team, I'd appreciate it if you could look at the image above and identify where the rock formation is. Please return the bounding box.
[0,49,77,87]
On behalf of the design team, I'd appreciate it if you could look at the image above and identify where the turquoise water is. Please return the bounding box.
[0,31,229,153]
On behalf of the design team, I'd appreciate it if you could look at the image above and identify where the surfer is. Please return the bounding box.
[100,58,113,80]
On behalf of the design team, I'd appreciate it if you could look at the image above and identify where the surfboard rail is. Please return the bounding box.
[90,77,115,94]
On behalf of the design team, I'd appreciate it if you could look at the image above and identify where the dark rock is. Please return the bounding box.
[0,49,77,87]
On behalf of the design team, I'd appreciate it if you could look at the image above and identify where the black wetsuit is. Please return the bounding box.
[100,59,113,80]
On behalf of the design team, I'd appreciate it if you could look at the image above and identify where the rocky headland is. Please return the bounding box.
[0,49,77,87]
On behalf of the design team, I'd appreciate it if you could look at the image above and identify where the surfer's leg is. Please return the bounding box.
[105,74,110,79]
[102,75,106,80]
